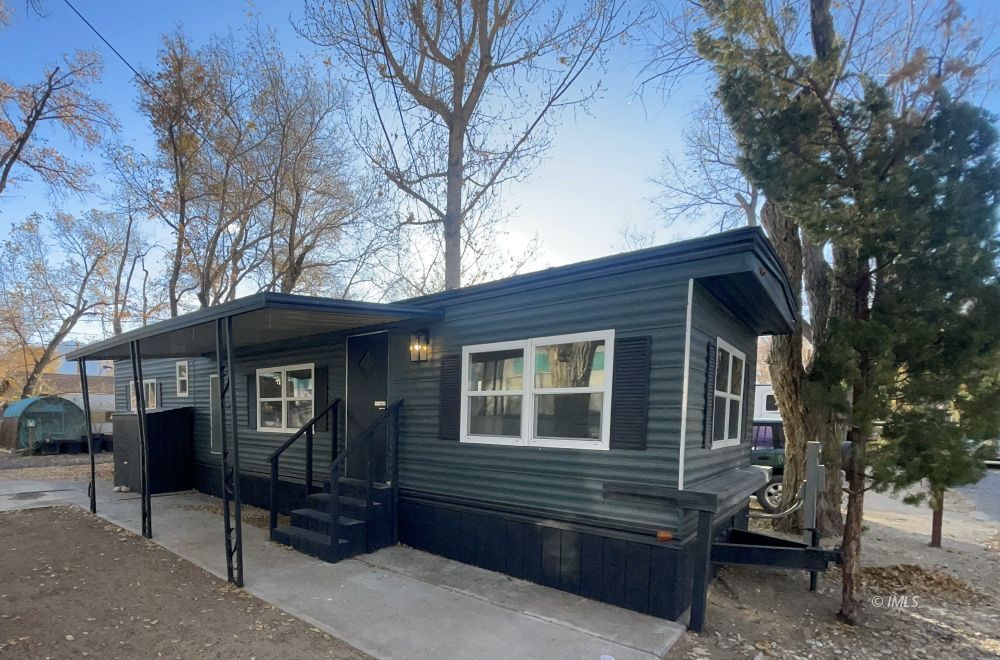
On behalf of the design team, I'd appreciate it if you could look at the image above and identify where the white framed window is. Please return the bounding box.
[256,363,314,433]
[176,361,190,398]
[712,338,745,448]
[128,379,158,411]
[460,330,614,451]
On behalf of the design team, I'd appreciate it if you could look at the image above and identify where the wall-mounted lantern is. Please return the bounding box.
[409,329,430,362]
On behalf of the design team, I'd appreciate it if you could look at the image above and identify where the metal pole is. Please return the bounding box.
[129,341,151,539]
[224,315,244,588]
[214,319,241,586]
[77,358,97,514]
[803,441,824,592]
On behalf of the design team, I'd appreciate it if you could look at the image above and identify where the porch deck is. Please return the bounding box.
[0,480,683,660]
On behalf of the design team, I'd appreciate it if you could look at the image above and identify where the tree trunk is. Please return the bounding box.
[759,201,842,535]
[20,313,82,399]
[839,435,866,624]
[112,213,135,335]
[443,122,465,290]
[930,490,944,548]
[838,250,873,625]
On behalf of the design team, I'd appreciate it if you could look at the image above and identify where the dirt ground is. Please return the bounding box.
[672,487,1000,659]
[0,506,367,659]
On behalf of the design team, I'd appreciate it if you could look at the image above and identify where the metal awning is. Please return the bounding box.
[66,292,443,361]
[69,291,442,587]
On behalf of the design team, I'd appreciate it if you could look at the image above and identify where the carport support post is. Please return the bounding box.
[129,340,152,539]
[215,316,244,587]
[77,358,97,514]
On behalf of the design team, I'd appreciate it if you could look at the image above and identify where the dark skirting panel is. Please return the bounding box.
[194,463,311,515]
[397,495,722,622]
[113,408,194,494]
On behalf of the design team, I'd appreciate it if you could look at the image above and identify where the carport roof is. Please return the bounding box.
[65,292,443,361]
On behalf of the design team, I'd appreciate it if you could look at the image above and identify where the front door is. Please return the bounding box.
[346,331,389,481]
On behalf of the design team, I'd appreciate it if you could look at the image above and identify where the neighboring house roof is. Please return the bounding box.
[10,372,116,395]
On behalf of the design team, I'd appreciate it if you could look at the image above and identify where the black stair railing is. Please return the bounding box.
[269,399,403,557]
[269,398,341,533]
[325,400,403,553]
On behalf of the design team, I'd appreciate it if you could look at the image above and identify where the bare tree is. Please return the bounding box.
[300,0,638,289]
[0,48,116,200]
[0,210,128,398]
[133,32,215,316]
[652,101,760,230]
[122,29,393,311]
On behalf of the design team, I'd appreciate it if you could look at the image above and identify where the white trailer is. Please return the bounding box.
[754,384,781,422]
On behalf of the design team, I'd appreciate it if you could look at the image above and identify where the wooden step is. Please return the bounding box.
[290,509,367,555]
[336,477,392,500]
[307,492,382,521]
[270,526,350,562]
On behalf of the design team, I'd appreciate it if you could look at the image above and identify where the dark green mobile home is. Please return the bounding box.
[69,226,796,624]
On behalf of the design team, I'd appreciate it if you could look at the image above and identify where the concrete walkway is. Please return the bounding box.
[0,479,684,660]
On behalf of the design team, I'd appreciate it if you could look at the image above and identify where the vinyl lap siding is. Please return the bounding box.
[682,284,756,488]
[114,339,345,485]
[391,267,692,533]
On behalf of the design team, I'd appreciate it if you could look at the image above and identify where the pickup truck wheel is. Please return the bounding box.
[756,477,783,513]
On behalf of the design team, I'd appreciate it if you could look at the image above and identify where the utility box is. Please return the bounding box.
[112,407,194,494]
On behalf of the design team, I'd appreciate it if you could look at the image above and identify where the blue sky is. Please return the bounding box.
[2,0,998,273]
[0,0,704,273]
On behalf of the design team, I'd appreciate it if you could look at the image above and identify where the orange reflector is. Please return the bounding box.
[656,530,673,541]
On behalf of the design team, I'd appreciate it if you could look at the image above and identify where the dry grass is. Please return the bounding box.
[0,461,113,481]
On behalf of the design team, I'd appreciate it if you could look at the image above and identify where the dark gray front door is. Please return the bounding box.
[346,331,389,481]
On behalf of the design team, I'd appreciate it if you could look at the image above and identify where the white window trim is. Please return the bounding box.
[175,360,190,398]
[711,337,745,449]
[255,363,315,434]
[459,329,615,451]
[128,379,158,411]
[460,339,527,447]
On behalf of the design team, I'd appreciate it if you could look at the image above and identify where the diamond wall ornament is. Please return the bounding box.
[358,350,376,374]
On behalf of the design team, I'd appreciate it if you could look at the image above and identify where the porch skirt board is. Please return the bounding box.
[397,495,747,622]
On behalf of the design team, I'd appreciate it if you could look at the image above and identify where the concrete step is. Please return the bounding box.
[271,525,350,562]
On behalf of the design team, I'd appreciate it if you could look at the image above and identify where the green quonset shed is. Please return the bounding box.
[67,226,797,624]
[0,396,88,451]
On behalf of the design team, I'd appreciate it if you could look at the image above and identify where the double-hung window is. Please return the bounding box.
[460,330,614,450]
[175,361,190,397]
[463,341,526,446]
[712,338,745,448]
[128,379,158,411]
[256,364,314,433]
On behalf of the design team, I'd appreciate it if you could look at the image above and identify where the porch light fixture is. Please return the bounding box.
[409,329,430,362]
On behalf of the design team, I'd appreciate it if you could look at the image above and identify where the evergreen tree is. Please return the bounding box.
[694,0,1000,623]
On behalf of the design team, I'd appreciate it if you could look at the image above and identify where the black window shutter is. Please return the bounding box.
[156,382,163,410]
[439,355,462,441]
[315,365,329,431]
[609,336,652,450]
[703,341,717,447]
[246,374,257,430]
